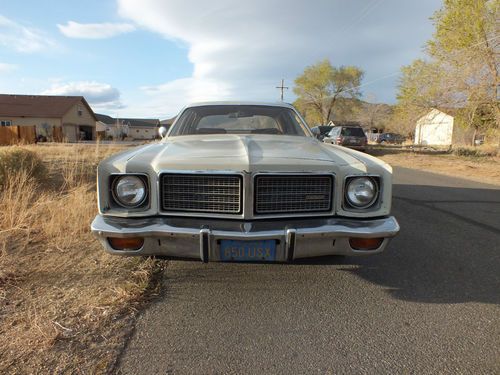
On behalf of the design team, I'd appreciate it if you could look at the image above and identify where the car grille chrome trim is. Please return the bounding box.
[254,174,333,214]
[160,174,242,214]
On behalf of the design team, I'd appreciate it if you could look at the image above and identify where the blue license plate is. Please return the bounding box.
[220,239,276,262]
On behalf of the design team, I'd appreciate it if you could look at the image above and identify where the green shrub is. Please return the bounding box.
[0,147,46,188]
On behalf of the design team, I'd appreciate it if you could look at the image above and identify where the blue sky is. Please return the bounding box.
[0,0,442,119]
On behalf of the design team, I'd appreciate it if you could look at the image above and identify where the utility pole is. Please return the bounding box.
[276,79,289,101]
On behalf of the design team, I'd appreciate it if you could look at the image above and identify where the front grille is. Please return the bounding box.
[255,175,333,214]
[160,174,242,214]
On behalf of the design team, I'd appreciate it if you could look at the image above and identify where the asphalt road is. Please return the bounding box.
[118,167,500,374]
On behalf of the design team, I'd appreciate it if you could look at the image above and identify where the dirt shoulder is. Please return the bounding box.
[376,151,500,186]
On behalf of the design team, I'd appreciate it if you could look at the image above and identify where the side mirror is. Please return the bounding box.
[311,127,320,139]
[158,126,168,139]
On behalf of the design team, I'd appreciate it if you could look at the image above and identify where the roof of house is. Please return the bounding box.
[124,118,159,128]
[95,113,115,123]
[96,113,160,127]
[160,117,176,126]
[0,94,97,121]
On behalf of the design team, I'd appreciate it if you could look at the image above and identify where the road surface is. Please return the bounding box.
[118,167,500,374]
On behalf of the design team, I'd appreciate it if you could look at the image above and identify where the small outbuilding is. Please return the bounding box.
[414,109,454,146]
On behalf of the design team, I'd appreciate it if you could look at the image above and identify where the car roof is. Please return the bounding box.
[185,101,296,109]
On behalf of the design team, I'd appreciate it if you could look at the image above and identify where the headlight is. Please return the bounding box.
[345,177,378,208]
[112,175,147,208]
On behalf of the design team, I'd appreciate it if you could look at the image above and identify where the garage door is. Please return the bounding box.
[63,124,77,142]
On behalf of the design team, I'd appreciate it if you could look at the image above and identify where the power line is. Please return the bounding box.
[336,0,384,35]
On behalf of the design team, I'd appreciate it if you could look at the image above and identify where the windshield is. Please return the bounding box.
[318,126,333,135]
[169,105,310,137]
[341,127,366,137]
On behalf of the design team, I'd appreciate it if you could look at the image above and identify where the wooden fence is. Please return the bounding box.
[0,126,36,145]
[53,127,63,142]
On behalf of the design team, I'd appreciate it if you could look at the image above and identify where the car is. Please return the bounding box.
[377,132,405,145]
[317,125,334,141]
[323,125,368,151]
[91,102,399,262]
[474,134,485,145]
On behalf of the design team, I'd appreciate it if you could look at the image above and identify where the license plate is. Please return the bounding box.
[220,239,276,262]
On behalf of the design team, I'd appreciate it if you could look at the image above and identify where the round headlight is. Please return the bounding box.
[112,175,147,208]
[346,177,378,208]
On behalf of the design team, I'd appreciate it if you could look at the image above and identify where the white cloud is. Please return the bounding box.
[42,81,124,111]
[0,62,17,73]
[57,21,136,39]
[116,0,440,116]
[118,78,231,118]
[0,14,56,53]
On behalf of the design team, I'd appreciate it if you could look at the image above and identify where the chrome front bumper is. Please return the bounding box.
[91,215,400,262]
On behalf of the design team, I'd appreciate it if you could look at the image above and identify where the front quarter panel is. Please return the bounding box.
[97,144,162,217]
[321,145,393,218]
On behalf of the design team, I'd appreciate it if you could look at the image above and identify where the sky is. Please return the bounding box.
[0,0,442,119]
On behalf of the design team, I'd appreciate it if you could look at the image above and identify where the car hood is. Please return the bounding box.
[107,134,387,174]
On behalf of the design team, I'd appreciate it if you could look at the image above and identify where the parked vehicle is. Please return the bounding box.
[317,125,334,141]
[474,135,485,145]
[377,132,405,145]
[91,102,399,262]
[323,125,368,151]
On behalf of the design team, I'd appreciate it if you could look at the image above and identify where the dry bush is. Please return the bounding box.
[0,143,162,374]
[452,145,498,158]
[0,147,46,188]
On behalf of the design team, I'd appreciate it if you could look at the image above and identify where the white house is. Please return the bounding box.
[415,109,454,146]
[126,118,159,140]
[95,114,158,140]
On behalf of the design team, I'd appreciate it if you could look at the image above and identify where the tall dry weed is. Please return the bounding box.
[42,185,96,250]
[0,143,162,374]
[0,170,39,238]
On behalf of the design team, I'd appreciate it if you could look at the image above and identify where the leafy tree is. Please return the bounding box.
[395,0,499,144]
[393,59,449,136]
[354,94,393,131]
[293,59,364,125]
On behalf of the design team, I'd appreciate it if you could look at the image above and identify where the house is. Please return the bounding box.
[126,118,160,140]
[95,114,159,140]
[415,109,454,146]
[96,114,130,140]
[0,94,97,142]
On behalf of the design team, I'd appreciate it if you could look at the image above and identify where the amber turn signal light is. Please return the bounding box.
[108,237,144,250]
[349,237,384,250]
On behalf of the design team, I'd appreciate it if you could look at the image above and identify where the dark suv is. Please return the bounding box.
[377,132,405,144]
[323,125,367,151]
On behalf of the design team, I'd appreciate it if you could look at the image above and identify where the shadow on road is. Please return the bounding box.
[299,184,500,305]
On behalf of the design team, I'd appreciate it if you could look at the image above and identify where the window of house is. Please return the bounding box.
[1,120,12,126]
[77,105,83,117]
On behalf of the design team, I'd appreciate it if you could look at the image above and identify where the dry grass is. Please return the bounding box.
[0,143,163,374]
[377,149,500,186]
